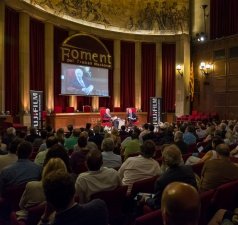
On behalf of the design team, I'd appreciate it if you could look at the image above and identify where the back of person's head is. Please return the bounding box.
[42,158,67,179]
[46,136,58,149]
[67,124,73,132]
[174,131,183,142]
[101,138,114,152]
[149,124,155,132]
[40,130,47,139]
[80,131,89,139]
[93,125,100,134]
[72,128,81,137]
[17,141,32,159]
[87,141,98,151]
[186,125,195,133]
[143,123,149,130]
[86,123,91,129]
[77,135,88,148]
[7,127,16,136]
[121,125,126,131]
[29,127,37,135]
[161,182,200,225]
[141,140,156,158]
[86,149,103,171]
[111,128,119,136]
[215,143,230,158]
[211,136,224,149]
[45,125,53,133]
[9,138,24,154]
[162,144,182,168]
[44,144,71,172]
[43,171,75,211]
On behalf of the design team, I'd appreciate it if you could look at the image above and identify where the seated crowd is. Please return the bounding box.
[0,119,238,225]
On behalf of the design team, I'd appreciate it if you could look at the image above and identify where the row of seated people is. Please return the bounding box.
[1,138,238,225]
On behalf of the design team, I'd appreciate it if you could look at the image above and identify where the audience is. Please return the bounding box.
[40,171,108,225]
[64,128,81,151]
[200,143,238,191]
[174,131,188,154]
[75,148,121,203]
[0,141,42,195]
[161,182,200,225]
[145,144,197,209]
[118,140,161,194]
[183,125,197,145]
[2,127,16,150]
[101,138,122,169]
[65,124,73,138]
[139,123,150,143]
[16,158,67,220]
[25,127,40,143]
[88,125,104,150]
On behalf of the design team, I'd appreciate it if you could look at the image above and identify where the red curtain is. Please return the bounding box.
[162,43,175,113]
[120,41,135,111]
[53,26,69,111]
[99,38,114,109]
[4,7,19,116]
[30,19,45,97]
[210,0,238,39]
[141,43,156,115]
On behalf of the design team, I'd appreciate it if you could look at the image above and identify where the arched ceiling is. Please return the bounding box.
[23,0,189,35]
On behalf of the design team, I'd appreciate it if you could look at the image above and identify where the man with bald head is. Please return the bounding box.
[161,182,201,225]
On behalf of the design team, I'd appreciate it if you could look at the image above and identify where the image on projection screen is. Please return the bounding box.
[61,63,109,97]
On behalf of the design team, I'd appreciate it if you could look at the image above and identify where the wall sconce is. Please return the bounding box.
[176,64,183,77]
[200,62,212,77]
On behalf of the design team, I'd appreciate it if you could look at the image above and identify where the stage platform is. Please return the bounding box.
[46,112,148,131]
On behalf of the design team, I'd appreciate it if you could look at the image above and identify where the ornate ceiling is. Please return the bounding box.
[24,0,189,35]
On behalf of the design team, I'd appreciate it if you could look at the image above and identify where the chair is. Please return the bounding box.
[26,202,46,225]
[90,186,128,225]
[65,106,74,113]
[211,179,238,212]
[83,105,92,112]
[191,162,204,177]
[54,105,63,113]
[99,108,112,127]
[134,209,163,225]
[126,107,139,126]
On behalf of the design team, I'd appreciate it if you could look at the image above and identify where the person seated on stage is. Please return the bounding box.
[127,108,137,126]
[103,108,119,128]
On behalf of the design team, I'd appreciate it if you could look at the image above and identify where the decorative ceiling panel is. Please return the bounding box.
[24,0,189,35]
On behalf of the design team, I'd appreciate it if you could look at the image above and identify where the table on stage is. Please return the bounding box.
[46,112,148,131]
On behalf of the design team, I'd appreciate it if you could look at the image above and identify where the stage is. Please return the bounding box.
[46,112,148,131]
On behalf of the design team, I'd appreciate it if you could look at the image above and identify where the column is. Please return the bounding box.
[0,2,5,112]
[113,39,121,108]
[135,41,141,110]
[155,42,162,97]
[19,13,30,126]
[175,34,190,117]
[44,23,54,112]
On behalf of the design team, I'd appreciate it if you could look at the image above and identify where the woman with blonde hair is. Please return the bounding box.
[16,158,67,220]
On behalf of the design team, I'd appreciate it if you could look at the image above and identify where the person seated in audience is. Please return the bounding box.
[195,122,207,140]
[185,136,224,165]
[88,125,104,150]
[0,141,42,195]
[55,128,65,145]
[25,127,40,144]
[208,208,238,225]
[127,108,137,126]
[34,136,58,166]
[2,127,16,150]
[121,128,141,161]
[139,123,150,143]
[200,143,238,192]
[183,125,197,145]
[85,123,94,138]
[230,145,238,158]
[39,171,108,225]
[64,128,81,151]
[144,144,197,209]
[110,128,122,154]
[173,131,188,154]
[161,182,201,225]
[101,138,122,169]
[65,124,74,138]
[16,158,67,220]
[118,140,161,194]
[143,124,157,143]
[75,148,121,203]
[0,138,23,172]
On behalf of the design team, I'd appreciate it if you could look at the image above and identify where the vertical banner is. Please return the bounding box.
[30,90,43,129]
[150,97,162,125]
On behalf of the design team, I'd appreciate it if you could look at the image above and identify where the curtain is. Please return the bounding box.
[4,7,19,116]
[99,38,114,109]
[30,19,45,97]
[210,0,238,39]
[53,26,69,111]
[141,43,156,116]
[120,41,135,111]
[162,43,175,113]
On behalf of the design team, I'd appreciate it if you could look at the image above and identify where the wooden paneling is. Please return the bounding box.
[213,78,226,92]
[227,76,238,91]
[227,93,238,106]
[214,93,227,106]
[213,60,226,76]
[227,59,238,75]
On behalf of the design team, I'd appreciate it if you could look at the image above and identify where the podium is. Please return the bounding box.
[150,97,162,125]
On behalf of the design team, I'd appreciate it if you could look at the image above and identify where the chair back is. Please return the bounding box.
[134,209,163,225]
[191,162,204,177]
[83,105,92,112]
[27,202,46,225]
[90,185,128,223]
[54,106,63,113]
